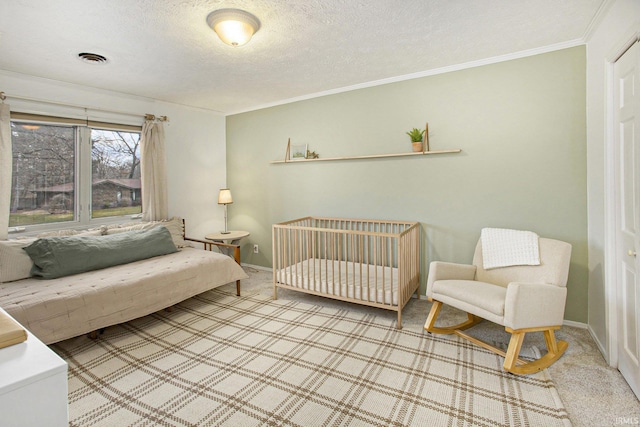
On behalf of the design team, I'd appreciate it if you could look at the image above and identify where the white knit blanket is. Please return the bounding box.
[481,228,540,269]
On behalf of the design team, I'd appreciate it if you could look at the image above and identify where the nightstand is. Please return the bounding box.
[205,230,250,258]
[184,230,249,297]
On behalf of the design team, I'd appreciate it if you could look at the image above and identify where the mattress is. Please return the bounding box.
[0,248,248,344]
[276,258,399,306]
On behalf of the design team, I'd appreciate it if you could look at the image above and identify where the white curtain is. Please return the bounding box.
[140,120,169,221]
[0,103,11,240]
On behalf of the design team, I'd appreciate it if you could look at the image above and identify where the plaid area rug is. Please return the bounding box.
[52,289,571,427]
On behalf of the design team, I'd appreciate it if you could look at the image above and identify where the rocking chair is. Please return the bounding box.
[424,232,572,374]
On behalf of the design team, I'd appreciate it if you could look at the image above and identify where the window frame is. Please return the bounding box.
[8,115,143,236]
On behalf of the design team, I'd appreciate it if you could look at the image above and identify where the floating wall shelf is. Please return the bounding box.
[270,149,462,164]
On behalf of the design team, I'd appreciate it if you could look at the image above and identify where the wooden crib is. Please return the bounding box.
[272,217,421,328]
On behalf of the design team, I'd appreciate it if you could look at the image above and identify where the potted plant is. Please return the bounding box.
[406,128,425,152]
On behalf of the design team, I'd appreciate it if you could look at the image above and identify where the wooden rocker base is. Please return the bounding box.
[424,299,483,334]
[424,300,568,375]
[503,327,568,374]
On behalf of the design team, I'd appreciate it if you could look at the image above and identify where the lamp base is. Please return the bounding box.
[220,231,231,234]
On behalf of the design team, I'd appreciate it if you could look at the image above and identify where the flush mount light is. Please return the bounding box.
[206,8,261,47]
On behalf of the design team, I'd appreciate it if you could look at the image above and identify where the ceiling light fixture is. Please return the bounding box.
[206,8,260,47]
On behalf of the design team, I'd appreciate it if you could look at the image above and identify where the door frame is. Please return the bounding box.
[605,32,640,367]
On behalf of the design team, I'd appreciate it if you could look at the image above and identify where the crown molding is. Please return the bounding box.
[582,0,616,42]
[227,39,586,116]
[0,69,226,116]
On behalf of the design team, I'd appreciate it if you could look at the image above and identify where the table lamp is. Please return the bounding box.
[218,188,233,234]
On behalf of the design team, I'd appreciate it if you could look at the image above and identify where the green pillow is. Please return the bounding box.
[24,226,178,279]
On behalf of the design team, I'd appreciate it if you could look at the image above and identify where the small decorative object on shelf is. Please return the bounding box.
[423,122,430,151]
[306,149,319,159]
[406,127,425,152]
[290,144,307,160]
[283,138,308,161]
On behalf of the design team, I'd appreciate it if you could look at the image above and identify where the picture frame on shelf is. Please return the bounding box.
[290,144,308,161]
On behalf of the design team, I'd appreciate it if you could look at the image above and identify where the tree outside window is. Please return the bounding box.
[91,129,141,219]
[9,122,141,227]
[9,122,75,226]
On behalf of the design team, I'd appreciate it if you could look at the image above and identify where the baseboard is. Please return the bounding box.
[587,324,610,365]
[562,319,588,329]
[250,280,586,327]
[241,263,271,272]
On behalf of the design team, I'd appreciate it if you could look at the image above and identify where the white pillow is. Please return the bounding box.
[37,228,104,238]
[158,217,191,248]
[105,217,192,248]
[0,238,36,283]
[37,229,79,237]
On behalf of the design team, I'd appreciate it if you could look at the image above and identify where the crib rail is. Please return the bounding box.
[272,217,421,328]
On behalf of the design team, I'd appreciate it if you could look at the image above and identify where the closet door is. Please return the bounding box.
[614,40,640,399]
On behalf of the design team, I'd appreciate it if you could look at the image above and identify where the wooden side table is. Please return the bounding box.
[183,220,247,297]
[205,231,250,258]
[206,231,249,298]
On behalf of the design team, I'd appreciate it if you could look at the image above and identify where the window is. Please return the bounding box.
[91,129,141,219]
[9,117,141,231]
[10,122,76,227]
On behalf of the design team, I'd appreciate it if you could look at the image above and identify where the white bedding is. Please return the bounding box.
[0,247,248,344]
[276,258,399,306]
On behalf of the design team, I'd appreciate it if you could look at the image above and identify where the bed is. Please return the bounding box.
[273,217,421,328]
[0,218,248,344]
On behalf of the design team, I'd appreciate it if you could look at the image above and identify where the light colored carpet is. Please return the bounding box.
[241,267,640,426]
[53,288,570,427]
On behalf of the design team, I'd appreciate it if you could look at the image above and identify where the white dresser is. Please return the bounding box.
[0,309,68,427]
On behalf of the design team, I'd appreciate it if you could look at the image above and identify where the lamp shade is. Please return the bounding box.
[218,189,233,205]
[207,9,261,47]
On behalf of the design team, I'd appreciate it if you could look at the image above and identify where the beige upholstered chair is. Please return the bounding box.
[424,235,572,374]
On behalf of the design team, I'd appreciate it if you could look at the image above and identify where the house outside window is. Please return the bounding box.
[90,129,141,219]
[10,122,75,226]
[9,117,142,233]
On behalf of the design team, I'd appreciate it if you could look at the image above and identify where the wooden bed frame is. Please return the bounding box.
[272,217,421,328]
[182,219,242,296]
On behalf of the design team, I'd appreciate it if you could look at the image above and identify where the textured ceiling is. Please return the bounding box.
[0,0,605,114]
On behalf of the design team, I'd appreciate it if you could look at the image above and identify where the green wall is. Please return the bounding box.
[226,46,587,322]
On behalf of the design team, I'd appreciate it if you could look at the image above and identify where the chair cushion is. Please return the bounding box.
[431,279,507,317]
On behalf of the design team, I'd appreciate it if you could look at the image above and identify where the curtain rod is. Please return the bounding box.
[0,91,168,121]
[144,114,169,122]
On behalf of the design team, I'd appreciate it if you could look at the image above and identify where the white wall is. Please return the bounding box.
[0,70,227,238]
[586,0,640,361]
